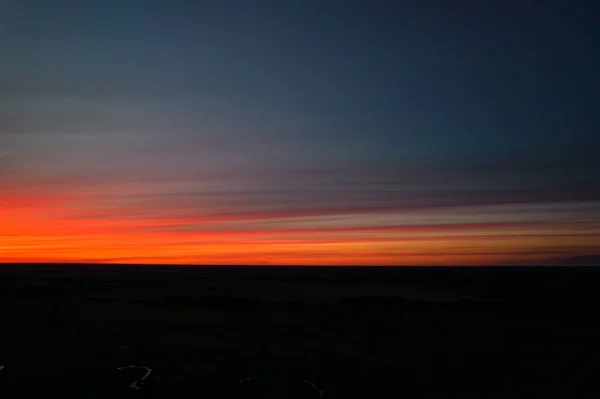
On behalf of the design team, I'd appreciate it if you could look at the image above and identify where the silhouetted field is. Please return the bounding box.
[1,264,600,398]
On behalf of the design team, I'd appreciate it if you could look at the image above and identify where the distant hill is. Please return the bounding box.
[536,254,600,266]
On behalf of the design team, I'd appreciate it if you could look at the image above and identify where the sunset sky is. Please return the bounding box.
[1,0,599,265]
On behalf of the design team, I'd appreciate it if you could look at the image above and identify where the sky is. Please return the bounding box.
[1,0,599,265]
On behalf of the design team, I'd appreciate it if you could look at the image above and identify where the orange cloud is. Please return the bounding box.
[1,182,599,266]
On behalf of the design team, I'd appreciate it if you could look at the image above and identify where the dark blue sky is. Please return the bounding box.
[1,0,599,265]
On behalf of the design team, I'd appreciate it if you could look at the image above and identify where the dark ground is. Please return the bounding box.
[1,264,600,398]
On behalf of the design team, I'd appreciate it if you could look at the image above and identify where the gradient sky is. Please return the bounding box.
[1,0,599,265]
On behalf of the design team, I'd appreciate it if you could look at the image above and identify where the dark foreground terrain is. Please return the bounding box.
[1,264,600,398]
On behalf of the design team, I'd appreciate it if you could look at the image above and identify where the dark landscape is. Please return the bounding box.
[1,264,600,398]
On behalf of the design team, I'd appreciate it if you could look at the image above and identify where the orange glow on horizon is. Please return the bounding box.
[1,189,599,266]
